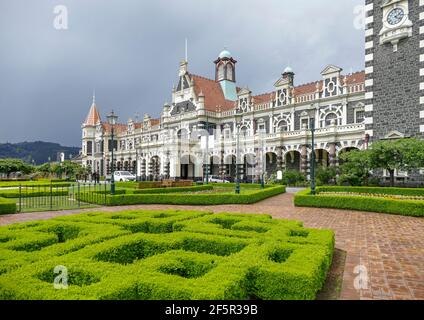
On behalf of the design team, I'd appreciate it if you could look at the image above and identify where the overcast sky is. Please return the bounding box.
[0,0,364,147]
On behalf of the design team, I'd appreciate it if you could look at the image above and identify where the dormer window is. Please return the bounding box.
[218,64,225,80]
[226,64,233,81]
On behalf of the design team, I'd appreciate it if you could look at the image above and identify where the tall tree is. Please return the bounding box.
[369,139,424,187]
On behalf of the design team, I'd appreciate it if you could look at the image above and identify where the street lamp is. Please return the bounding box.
[235,112,242,194]
[259,129,265,189]
[135,147,139,181]
[205,115,210,184]
[107,110,118,195]
[310,118,316,195]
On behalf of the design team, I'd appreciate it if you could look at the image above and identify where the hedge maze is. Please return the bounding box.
[0,210,334,300]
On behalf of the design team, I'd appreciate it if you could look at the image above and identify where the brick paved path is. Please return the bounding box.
[1,193,423,300]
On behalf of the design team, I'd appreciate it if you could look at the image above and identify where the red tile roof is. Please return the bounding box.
[84,103,101,126]
[101,123,127,134]
[190,74,237,111]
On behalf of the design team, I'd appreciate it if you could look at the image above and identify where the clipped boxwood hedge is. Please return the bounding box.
[0,210,334,300]
[0,181,72,188]
[0,197,16,214]
[130,185,213,194]
[79,185,285,206]
[294,188,424,217]
[0,189,69,199]
[315,186,424,197]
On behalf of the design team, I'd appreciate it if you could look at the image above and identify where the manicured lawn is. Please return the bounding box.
[0,209,334,300]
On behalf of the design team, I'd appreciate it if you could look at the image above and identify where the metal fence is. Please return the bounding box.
[12,182,110,213]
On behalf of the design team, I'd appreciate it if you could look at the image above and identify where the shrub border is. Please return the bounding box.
[294,188,424,217]
[80,185,286,206]
[0,197,17,215]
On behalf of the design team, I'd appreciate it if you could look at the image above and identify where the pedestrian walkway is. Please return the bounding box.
[1,193,423,300]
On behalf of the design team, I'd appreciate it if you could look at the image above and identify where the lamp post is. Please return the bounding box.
[260,129,265,189]
[107,110,118,195]
[235,113,242,194]
[205,114,209,184]
[310,118,316,195]
[135,147,139,181]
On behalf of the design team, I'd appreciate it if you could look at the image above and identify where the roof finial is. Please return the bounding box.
[92,89,96,104]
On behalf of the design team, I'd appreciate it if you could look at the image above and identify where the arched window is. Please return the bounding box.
[218,64,225,80]
[240,126,249,137]
[325,113,338,127]
[226,64,233,81]
[278,120,289,132]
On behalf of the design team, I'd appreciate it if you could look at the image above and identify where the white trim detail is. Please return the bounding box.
[365,3,373,12]
[365,28,374,37]
[365,66,374,74]
[365,54,374,62]
[364,117,373,125]
[365,92,374,100]
[365,104,373,112]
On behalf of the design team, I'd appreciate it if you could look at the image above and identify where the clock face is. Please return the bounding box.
[387,8,404,26]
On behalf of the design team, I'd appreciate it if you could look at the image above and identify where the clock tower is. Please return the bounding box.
[364,0,424,140]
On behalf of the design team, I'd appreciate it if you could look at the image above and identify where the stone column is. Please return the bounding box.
[329,143,337,167]
[276,146,283,170]
[300,145,308,175]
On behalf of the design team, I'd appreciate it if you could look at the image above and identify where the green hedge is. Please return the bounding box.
[0,181,72,188]
[0,189,69,199]
[316,186,424,197]
[294,189,424,217]
[130,185,213,194]
[115,182,139,189]
[80,185,285,206]
[0,197,16,214]
[0,210,333,300]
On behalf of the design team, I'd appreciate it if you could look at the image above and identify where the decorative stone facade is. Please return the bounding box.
[81,51,366,182]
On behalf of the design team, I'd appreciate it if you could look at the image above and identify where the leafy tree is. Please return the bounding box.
[36,163,52,177]
[0,158,33,177]
[368,138,424,187]
[339,149,372,186]
[315,166,337,186]
[282,170,306,186]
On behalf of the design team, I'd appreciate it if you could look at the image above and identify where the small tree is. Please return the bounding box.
[339,149,372,186]
[282,170,306,187]
[0,158,33,178]
[369,138,424,187]
[315,166,337,186]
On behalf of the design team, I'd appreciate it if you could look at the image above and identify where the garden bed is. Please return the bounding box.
[294,187,424,217]
[0,209,334,300]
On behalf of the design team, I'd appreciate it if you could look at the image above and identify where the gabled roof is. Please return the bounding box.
[101,123,127,134]
[253,92,274,104]
[84,103,101,126]
[190,74,236,111]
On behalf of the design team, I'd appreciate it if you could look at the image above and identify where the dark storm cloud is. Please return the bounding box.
[0,0,364,147]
